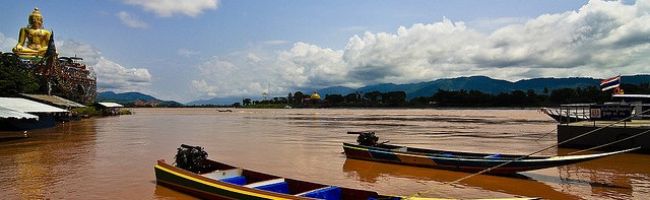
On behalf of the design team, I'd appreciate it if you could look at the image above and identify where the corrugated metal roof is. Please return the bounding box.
[0,97,69,113]
[0,107,39,120]
[20,93,86,108]
[97,102,124,108]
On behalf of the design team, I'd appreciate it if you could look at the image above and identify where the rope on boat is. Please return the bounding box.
[566,129,650,155]
[408,108,650,198]
[533,127,557,142]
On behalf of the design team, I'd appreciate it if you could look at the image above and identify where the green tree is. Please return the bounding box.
[287,93,293,104]
[382,91,406,106]
[409,96,433,107]
[363,91,382,106]
[550,88,577,104]
[0,53,40,96]
[344,93,360,105]
[325,94,344,106]
[242,98,251,106]
[293,91,304,105]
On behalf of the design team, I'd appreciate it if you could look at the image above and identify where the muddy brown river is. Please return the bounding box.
[1,108,648,199]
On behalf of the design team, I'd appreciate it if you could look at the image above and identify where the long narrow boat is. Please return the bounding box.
[155,145,538,200]
[343,132,639,174]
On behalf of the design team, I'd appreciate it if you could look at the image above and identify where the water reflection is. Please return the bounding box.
[153,183,195,200]
[342,159,580,199]
[555,151,650,199]
[0,120,97,199]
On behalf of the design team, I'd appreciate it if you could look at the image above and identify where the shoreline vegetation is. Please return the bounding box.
[186,83,649,109]
[72,106,132,117]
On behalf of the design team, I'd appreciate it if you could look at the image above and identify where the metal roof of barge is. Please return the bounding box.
[20,93,86,108]
[0,97,69,113]
[0,107,39,120]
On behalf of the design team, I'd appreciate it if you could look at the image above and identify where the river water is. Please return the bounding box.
[1,108,648,199]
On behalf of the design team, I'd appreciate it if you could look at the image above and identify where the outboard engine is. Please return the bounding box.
[175,144,211,173]
[348,131,379,146]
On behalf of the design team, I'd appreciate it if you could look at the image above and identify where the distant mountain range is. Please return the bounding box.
[97,91,183,107]
[314,75,650,99]
[187,96,243,106]
[183,74,650,105]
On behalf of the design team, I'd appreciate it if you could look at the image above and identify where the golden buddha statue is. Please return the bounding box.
[12,8,52,57]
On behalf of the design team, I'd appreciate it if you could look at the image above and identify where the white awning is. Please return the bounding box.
[0,97,69,113]
[97,102,124,108]
[0,107,39,120]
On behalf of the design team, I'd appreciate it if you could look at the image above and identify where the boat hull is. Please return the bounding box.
[343,143,637,174]
[155,161,309,200]
[540,108,589,123]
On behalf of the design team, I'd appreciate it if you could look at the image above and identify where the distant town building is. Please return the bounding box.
[96,102,125,116]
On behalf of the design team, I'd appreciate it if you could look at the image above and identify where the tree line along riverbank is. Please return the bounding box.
[238,83,650,108]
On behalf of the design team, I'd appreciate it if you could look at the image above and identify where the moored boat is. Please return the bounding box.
[155,144,538,200]
[343,132,639,174]
[540,106,590,123]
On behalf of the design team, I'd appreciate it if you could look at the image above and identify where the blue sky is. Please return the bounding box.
[1,0,648,103]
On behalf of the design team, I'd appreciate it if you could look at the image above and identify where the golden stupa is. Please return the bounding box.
[310,91,321,100]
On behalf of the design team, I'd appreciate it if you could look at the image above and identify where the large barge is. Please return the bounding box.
[554,94,650,153]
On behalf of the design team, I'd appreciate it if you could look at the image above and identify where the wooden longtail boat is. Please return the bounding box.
[155,145,538,200]
[343,132,639,174]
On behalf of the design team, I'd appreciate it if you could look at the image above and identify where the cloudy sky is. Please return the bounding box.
[1,0,648,102]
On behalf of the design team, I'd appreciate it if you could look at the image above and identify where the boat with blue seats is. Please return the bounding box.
[155,144,539,200]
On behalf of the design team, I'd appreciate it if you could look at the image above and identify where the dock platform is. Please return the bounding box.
[558,120,650,153]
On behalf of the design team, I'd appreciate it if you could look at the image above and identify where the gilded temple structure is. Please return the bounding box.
[7,8,96,104]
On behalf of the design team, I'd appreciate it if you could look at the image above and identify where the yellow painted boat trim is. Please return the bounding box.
[344,145,371,151]
[155,164,293,200]
[157,163,536,200]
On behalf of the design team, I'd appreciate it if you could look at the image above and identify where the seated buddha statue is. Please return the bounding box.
[12,8,52,58]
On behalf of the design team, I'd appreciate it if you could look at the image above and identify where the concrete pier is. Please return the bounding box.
[558,120,650,153]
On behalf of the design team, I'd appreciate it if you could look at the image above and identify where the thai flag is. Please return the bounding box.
[600,75,621,91]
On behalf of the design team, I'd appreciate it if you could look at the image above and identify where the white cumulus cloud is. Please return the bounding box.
[278,42,349,87]
[57,40,152,92]
[93,58,152,92]
[192,0,650,98]
[191,56,278,97]
[298,0,650,83]
[123,0,219,17]
[177,48,200,57]
[263,40,289,45]
[191,79,217,97]
[0,32,18,52]
[116,11,148,29]
[351,0,650,81]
